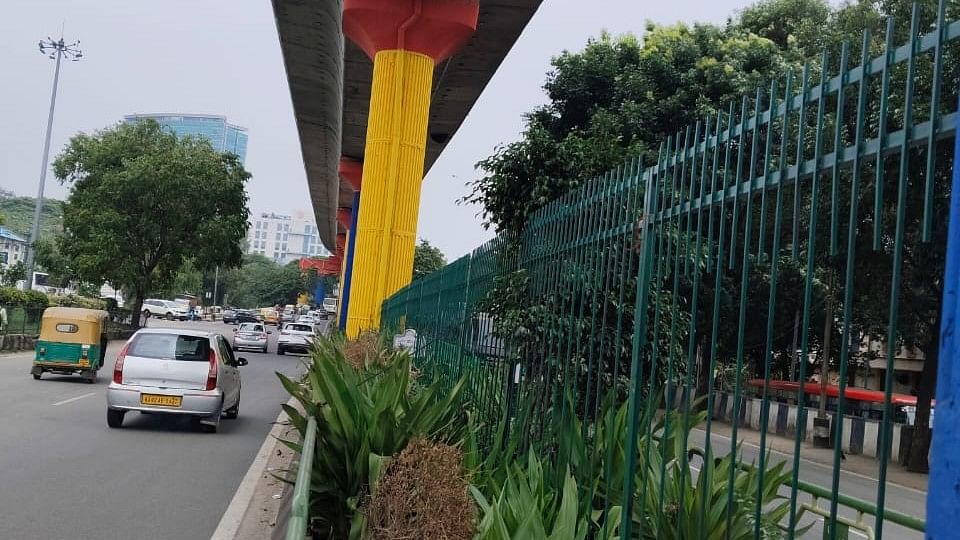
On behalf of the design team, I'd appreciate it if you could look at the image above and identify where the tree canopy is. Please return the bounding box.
[413,239,447,280]
[52,120,251,324]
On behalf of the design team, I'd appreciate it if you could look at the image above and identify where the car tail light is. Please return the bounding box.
[113,342,130,384]
[206,348,218,391]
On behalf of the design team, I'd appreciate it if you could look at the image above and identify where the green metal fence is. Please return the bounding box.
[382,3,958,538]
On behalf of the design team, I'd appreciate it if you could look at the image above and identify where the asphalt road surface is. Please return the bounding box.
[0,318,325,540]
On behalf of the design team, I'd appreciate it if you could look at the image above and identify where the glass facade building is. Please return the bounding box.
[123,113,248,163]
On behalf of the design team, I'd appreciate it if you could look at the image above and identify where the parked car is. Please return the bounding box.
[233,322,271,353]
[106,328,246,432]
[141,299,188,320]
[276,322,318,355]
[221,308,238,324]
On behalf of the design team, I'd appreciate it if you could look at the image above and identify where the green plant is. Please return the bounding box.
[277,336,468,539]
[471,450,589,540]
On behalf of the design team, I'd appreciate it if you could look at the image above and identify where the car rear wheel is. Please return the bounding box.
[277,346,285,355]
[224,397,239,419]
[261,346,268,354]
[107,409,125,428]
[165,312,174,321]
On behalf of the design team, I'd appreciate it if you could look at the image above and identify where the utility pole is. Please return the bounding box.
[814,273,835,447]
[212,266,220,306]
[24,35,83,288]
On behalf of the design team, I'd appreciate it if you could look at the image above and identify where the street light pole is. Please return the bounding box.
[23,36,82,289]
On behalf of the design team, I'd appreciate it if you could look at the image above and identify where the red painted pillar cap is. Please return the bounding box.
[339,158,363,192]
[343,0,479,62]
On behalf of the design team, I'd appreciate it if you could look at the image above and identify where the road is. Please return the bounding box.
[687,427,926,539]
[0,318,324,540]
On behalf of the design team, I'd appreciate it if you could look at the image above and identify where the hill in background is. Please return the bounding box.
[0,189,64,240]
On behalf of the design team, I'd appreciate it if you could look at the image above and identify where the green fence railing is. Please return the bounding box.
[382,3,959,538]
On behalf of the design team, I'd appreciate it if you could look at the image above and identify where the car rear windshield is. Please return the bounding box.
[129,333,210,361]
[239,324,263,332]
[287,324,313,332]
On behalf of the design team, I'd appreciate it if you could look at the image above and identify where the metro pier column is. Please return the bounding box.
[342,0,479,337]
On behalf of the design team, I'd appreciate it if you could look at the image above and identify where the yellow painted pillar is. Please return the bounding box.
[346,49,433,337]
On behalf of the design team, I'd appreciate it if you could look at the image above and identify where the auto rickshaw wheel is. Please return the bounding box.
[31,366,42,380]
[32,372,41,380]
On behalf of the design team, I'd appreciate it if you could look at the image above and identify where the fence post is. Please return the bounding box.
[926,96,960,538]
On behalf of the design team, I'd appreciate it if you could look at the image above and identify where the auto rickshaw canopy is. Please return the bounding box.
[39,307,109,343]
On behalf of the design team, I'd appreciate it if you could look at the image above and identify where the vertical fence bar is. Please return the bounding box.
[876,6,919,536]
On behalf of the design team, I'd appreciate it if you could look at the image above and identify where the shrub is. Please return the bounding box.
[365,438,475,540]
[278,336,467,539]
[0,287,50,310]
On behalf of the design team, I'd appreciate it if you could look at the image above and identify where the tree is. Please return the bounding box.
[412,239,447,279]
[52,120,250,325]
[463,0,957,472]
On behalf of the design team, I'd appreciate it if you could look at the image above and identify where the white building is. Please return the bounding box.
[247,210,330,264]
[0,227,27,268]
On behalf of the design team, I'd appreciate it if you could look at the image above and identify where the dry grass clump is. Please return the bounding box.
[342,330,387,369]
[365,438,476,540]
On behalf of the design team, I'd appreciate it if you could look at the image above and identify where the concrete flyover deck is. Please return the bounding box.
[272,0,544,251]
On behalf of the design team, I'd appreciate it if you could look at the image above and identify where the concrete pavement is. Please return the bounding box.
[0,318,318,540]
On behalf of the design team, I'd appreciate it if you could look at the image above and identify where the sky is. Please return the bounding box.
[0,0,757,260]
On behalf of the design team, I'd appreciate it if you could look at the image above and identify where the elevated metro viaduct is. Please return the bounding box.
[273,0,543,337]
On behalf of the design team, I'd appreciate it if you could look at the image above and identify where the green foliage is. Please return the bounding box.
[51,120,250,323]
[277,336,467,538]
[0,189,63,239]
[0,287,51,310]
[412,239,447,280]
[0,261,26,287]
[220,255,312,307]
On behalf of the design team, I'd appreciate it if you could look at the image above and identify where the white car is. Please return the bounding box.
[276,322,317,355]
[142,299,188,320]
[297,314,318,325]
[106,328,245,433]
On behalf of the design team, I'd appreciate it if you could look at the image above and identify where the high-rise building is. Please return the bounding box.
[247,209,330,265]
[123,113,248,163]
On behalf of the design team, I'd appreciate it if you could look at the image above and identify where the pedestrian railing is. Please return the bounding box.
[0,306,44,336]
[286,416,317,540]
[381,3,959,537]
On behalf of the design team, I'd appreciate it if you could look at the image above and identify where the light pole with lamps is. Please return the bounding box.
[23,35,82,289]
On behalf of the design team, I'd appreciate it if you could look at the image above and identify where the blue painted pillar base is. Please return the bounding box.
[339,191,360,332]
[926,104,960,538]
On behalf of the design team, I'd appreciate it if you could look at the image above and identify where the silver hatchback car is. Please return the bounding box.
[106,328,245,433]
[233,322,270,353]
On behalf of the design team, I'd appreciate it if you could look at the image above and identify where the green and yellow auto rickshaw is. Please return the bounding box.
[31,307,109,383]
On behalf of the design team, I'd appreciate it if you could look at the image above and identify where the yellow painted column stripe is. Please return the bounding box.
[346,49,433,338]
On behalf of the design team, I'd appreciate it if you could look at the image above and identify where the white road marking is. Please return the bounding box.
[52,392,96,406]
[210,399,293,540]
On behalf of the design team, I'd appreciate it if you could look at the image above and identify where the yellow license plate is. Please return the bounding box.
[79,359,89,367]
[140,394,182,407]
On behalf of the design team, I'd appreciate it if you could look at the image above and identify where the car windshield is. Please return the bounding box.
[128,333,210,361]
[286,324,313,333]
[239,323,263,333]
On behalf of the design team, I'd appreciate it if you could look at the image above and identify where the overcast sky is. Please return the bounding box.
[1,0,757,260]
